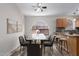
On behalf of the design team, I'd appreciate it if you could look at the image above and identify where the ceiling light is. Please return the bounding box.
[72,8,79,15]
[32,3,47,12]
[36,8,41,12]
[37,3,42,6]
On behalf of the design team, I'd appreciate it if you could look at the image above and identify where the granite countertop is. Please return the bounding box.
[65,34,79,37]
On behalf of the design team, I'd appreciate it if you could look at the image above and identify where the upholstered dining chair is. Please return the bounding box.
[19,36,30,52]
[24,35,32,44]
[41,35,55,55]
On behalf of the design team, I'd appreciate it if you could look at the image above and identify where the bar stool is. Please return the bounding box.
[59,38,69,54]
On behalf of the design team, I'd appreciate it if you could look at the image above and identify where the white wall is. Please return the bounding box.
[0,4,24,56]
[24,16,56,37]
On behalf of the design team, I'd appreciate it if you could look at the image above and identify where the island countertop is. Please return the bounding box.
[65,34,79,37]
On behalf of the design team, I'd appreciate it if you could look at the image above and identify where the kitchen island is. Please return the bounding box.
[65,34,79,56]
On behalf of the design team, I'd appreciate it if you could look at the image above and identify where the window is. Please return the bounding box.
[32,20,49,35]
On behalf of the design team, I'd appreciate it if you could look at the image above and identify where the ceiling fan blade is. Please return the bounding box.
[37,3,42,6]
[41,9,43,12]
[42,6,47,9]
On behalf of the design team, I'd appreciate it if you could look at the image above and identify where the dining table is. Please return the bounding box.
[26,33,48,56]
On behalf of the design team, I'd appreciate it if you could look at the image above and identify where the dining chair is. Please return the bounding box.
[19,36,30,52]
[41,35,55,55]
[24,35,32,44]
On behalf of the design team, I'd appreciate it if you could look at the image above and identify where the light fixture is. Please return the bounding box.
[36,7,42,12]
[32,3,47,12]
[72,8,79,15]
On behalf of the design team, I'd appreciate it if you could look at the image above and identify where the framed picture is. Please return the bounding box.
[7,18,17,33]
[7,18,23,34]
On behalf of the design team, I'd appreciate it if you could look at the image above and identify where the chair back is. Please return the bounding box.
[24,35,32,44]
[51,36,56,44]
[50,36,55,45]
[19,36,25,45]
[51,36,55,41]
[48,35,51,40]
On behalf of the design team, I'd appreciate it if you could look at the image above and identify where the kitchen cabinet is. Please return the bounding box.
[75,18,79,27]
[67,35,79,56]
[56,18,63,27]
[56,18,68,28]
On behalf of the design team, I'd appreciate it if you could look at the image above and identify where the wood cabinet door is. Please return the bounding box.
[62,19,68,27]
[67,37,77,56]
[56,18,68,27]
[56,19,63,27]
[75,18,79,27]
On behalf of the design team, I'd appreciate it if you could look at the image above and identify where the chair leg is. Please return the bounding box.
[52,46,53,54]
[23,46,25,51]
[52,45,53,52]
[20,46,21,51]
[44,46,45,55]
[50,47,53,55]
[50,47,51,51]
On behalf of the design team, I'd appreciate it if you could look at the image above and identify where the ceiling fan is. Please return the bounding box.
[72,8,79,15]
[32,3,47,12]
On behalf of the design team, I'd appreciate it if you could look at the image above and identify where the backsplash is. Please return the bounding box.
[56,28,79,34]
[56,27,65,32]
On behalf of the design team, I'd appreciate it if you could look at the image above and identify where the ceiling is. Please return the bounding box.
[16,3,79,16]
